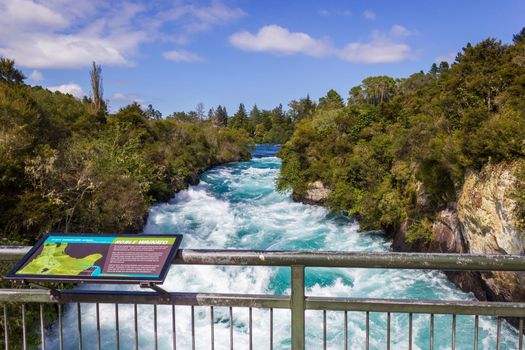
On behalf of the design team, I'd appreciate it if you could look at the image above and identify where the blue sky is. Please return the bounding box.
[1,0,524,116]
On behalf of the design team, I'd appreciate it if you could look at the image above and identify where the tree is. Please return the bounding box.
[318,89,344,109]
[439,61,450,73]
[361,76,396,105]
[429,63,439,77]
[145,104,162,120]
[0,58,25,85]
[229,103,248,129]
[90,61,105,114]
[195,102,205,120]
[288,95,316,122]
[215,105,228,127]
[513,27,525,44]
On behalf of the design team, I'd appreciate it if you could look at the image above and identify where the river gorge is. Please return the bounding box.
[52,145,518,349]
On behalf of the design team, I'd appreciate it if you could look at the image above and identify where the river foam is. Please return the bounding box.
[51,145,519,349]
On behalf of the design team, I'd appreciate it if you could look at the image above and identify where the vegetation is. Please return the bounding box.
[0,60,253,247]
[278,29,525,242]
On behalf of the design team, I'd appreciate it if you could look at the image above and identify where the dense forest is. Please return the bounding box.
[0,60,253,246]
[278,29,525,243]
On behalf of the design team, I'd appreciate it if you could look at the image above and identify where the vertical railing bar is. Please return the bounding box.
[191,305,195,350]
[22,304,27,350]
[172,305,176,350]
[408,313,413,350]
[40,304,46,350]
[58,304,63,350]
[210,306,215,350]
[474,315,479,350]
[344,311,348,350]
[77,303,82,350]
[291,265,305,350]
[270,308,273,350]
[96,303,101,350]
[430,313,434,350]
[3,304,8,350]
[386,312,391,350]
[365,311,369,350]
[115,304,120,350]
[496,317,501,350]
[154,304,158,350]
[249,307,253,350]
[134,304,138,350]
[229,307,233,350]
[518,318,523,350]
[451,314,456,350]
[323,310,327,350]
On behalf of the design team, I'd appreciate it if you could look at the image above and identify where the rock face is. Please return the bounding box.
[392,161,525,304]
[303,181,331,205]
[458,162,523,255]
[457,162,525,301]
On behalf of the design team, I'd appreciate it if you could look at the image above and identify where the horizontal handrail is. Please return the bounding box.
[1,289,525,317]
[2,246,525,271]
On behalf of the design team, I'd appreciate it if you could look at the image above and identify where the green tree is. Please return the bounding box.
[318,89,344,109]
[0,58,25,85]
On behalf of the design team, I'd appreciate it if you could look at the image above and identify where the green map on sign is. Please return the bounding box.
[17,243,102,276]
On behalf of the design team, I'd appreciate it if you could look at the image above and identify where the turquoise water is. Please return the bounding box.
[53,144,518,349]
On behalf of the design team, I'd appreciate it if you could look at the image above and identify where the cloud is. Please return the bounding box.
[230,24,414,64]
[338,26,413,63]
[163,50,204,63]
[229,25,332,57]
[363,10,376,20]
[112,92,143,104]
[319,9,352,17]
[159,1,245,43]
[435,53,456,64]
[0,0,244,69]
[48,83,85,98]
[28,70,44,81]
[338,40,411,63]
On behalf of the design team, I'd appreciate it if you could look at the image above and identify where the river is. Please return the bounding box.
[53,144,518,349]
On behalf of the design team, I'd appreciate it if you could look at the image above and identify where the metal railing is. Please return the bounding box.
[1,246,525,349]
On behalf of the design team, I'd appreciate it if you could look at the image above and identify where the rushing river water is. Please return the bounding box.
[53,144,518,349]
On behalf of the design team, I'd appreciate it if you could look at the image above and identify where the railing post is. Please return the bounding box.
[291,265,305,350]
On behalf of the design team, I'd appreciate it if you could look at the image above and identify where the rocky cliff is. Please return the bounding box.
[393,161,525,304]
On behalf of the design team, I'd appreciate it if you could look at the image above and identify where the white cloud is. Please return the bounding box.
[112,92,143,104]
[48,83,85,98]
[162,2,245,33]
[390,25,412,37]
[229,25,332,57]
[230,25,415,64]
[163,50,204,63]
[435,53,456,64]
[338,40,411,63]
[28,70,44,81]
[0,0,244,69]
[363,10,376,20]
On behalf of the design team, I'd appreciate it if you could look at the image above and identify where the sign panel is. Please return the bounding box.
[6,233,182,284]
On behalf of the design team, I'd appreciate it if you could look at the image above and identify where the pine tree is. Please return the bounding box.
[215,105,228,127]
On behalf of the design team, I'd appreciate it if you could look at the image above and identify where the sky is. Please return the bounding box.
[1,0,524,116]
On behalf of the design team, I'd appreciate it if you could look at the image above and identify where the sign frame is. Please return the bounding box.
[5,233,183,285]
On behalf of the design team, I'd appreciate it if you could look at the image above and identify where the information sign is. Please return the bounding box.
[6,233,182,284]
